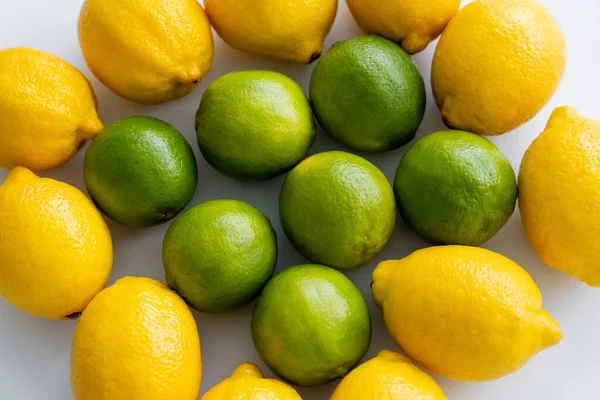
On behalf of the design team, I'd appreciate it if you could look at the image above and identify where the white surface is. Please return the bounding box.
[0,1,599,399]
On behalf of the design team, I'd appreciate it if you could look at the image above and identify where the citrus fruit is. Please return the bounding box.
[251,264,371,386]
[330,350,447,400]
[84,116,198,228]
[394,130,517,246]
[373,246,562,381]
[162,199,277,313]
[432,0,566,135]
[520,107,600,286]
[204,0,337,63]
[279,151,396,269]
[0,167,112,320]
[309,35,426,152]
[195,70,316,181]
[71,277,201,400]
[79,0,214,104]
[0,48,102,171]
[346,0,460,54]
[201,363,302,400]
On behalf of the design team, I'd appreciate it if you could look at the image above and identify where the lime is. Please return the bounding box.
[251,264,371,387]
[394,130,517,246]
[309,35,426,152]
[195,70,316,181]
[162,199,277,313]
[279,151,396,269]
[84,116,197,228]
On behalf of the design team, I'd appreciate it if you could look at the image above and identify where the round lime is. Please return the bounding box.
[394,130,517,246]
[251,264,371,387]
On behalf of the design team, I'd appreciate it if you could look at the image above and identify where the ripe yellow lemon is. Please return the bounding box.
[520,107,600,286]
[432,0,566,135]
[330,350,446,400]
[79,0,214,104]
[204,0,337,63]
[0,48,102,171]
[202,363,302,400]
[346,0,460,54]
[372,246,562,381]
[0,167,112,320]
[71,277,201,400]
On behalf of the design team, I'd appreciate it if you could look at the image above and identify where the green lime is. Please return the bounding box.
[84,116,197,228]
[251,264,371,387]
[394,130,517,246]
[195,70,316,181]
[309,35,426,152]
[279,151,396,269]
[162,199,277,313]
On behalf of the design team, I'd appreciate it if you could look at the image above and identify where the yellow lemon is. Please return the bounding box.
[520,107,600,286]
[202,363,302,400]
[204,0,337,64]
[0,48,102,171]
[372,246,562,381]
[346,0,460,54]
[71,277,201,400]
[330,350,446,400]
[0,167,112,320]
[79,0,214,104]
[432,0,566,135]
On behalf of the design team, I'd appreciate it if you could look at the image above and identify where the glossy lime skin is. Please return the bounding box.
[309,35,426,152]
[279,151,396,269]
[195,70,316,181]
[394,130,517,246]
[84,116,197,228]
[162,199,277,313]
[251,264,372,387]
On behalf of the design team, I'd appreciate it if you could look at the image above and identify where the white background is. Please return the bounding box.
[0,0,599,399]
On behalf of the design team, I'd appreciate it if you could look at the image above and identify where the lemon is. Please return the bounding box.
[432,0,566,135]
[330,350,447,400]
[372,246,562,381]
[347,0,460,54]
[71,277,201,400]
[202,363,302,400]
[78,0,214,104]
[0,167,112,320]
[0,48,102,171]
[204,0,337,63]
[520,107,600,286]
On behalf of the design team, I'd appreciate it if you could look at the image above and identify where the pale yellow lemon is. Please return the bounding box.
[0,48,102,171]
[71,277,201,400]
[202,363,302,400]
[346,0,460,54]
[520,107,600,286]
[79,0,214,104]
[373,246,562,381]
[432,0,566,135]
[0,167,112,319]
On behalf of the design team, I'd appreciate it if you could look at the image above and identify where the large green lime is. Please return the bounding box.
[251,264,371,387]
[162,199,277,313]
[195,70,316,181]
[84,116,197,228]
[280,151,396,270]
[394,130,517,246]
[309,35,426,152]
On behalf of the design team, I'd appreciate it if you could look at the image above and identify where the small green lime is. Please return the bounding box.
[84,116,197,228]
[309,35,426,152]
[394,130,517,246]
[251,264,371,387]
[195,70,316,181]
[162,199,277,313]
[279,151,396,269]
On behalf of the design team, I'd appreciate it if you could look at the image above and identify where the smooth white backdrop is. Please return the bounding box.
[0,1,599,399]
